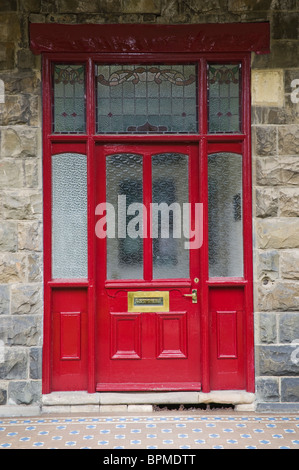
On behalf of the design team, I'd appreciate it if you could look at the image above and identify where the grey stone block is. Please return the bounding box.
[257,345,299,375]
[0,348,27,380]
[8,380,41,405]
[99,391,199,405]
[7,316,42,346]
[0,286,10,315]
[11,285,42,315]
[281,377,299,402]
[0,405,40,417]
[99,405,128,413]
[30,347,42,379]
[257,281,299,311]
[259,313,277,344]
[127,404,153,412]
[256,377,280,402]
[0,387,7,405]
[256,402,299,413]
[42,391,100,406]
[279,313,299,343]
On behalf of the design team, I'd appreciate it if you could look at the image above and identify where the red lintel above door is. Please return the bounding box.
[30,22,270,55]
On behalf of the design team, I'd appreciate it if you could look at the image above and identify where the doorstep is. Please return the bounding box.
[41,390,256,414]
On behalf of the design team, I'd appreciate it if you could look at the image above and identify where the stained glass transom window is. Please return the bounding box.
[96,64,198,134]
[53,64,86,133]
[208,64,241,133]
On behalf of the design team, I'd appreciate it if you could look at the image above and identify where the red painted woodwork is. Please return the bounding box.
[30,22,270,55]
[60,312,81,360]
[157,312,187,359]
[95,143,202,391]
[52,288,88,391]
[209,287,246,390]
[34,23,259,394]
[111,313,142,360]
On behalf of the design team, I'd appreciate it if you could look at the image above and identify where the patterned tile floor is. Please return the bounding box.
[0,411,299,450]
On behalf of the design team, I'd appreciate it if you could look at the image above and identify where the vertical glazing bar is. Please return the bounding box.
[189,144,200,280]
[86,57,95,392]
[200,135,210,392]
[199,57,209,391]
[200,58,207,135]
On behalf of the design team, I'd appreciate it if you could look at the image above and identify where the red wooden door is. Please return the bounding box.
[95,144,202,391]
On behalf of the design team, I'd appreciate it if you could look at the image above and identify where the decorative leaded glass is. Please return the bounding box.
[53,64,86,133]
[208,64,241,133]
[52,153,87,279]
[208,153,243,277]
[96,65,198,134]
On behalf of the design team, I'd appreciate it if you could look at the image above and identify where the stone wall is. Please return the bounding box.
[252,68,299,408]
[0,0,298,412]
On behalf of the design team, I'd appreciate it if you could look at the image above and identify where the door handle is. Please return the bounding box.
[183,289,197,303]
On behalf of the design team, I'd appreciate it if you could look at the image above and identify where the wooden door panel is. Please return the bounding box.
[209,287,246,390]
[157,312,187,359]
[60,312,82,361]
[96,143,201,390]
[52,288,88,391]
[111,313,141,360]
[216,310,238,359]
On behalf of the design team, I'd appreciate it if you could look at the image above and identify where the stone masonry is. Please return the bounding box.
[0,1,299,413]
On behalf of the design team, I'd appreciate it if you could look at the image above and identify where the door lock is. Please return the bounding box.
[183,289,197,303]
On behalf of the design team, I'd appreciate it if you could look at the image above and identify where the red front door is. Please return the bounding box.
[95,144,202,391]
[42,51,255,395]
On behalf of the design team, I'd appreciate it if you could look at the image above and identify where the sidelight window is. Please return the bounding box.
[51,152,87,279]
[208,152,243,277]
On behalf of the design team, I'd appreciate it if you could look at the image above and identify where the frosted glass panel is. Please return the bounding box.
[152,153,189,279]
[52,153,87,278]
[97,64,198,134]
[208,153,243,277]
[53,65,86,133]
[106,154,143,280]
[208,64,241,133]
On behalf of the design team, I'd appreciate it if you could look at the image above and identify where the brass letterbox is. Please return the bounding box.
[128,291,169,312]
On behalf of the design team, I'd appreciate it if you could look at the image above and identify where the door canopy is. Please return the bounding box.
[30,22,270,55]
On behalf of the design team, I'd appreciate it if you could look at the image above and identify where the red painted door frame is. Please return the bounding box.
[31,23,269,394]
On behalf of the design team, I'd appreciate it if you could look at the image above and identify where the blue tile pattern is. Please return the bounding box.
[0,414,298,449]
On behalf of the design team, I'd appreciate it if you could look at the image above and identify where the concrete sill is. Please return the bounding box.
[41,390,256,414]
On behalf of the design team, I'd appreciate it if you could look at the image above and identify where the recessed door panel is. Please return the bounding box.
[111,313,141,360]
[157,312,187,359]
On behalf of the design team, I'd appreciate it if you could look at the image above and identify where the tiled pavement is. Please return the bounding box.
[0,411,299,450]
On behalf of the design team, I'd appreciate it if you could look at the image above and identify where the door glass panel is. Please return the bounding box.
[208,153,243,277]
[52,153,87,278]
[96,65,198,134]
[106,154,143,279]
[208,64,241,134]
[152,153,189,279]
[53,64,86,134]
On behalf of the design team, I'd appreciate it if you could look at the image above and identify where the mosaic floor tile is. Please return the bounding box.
[0,412,298,449]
